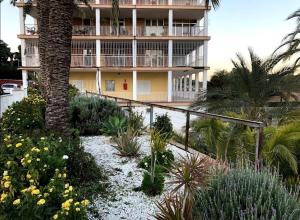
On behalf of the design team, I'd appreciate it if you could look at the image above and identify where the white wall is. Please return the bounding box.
[0,90,25,117]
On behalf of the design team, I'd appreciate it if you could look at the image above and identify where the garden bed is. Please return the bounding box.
[82,135,188,220]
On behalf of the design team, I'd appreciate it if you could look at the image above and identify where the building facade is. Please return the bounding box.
[17,0,210,102]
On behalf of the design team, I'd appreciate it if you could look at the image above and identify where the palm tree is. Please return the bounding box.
[4,0,91,134]
[276,8,300,65]
[192,48,300,122]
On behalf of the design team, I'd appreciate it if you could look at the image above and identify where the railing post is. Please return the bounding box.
[150,105,154,129]
[255,127,263,170]
[185,111,190,150]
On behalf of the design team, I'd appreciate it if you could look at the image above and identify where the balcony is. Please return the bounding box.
[98,0,132,4]
[172,0,205,6]
[100,26,133,36]
[25,24,38,35]
[173,25,205,36]
[173,56,204,67]
[137,55,168,67]
[136,26,168,37]
[136,0,168,5]
[101,55,133,67]
[71,55,96,67]
[72,26,96,36]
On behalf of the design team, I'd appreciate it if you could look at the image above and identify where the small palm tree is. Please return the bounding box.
[192,48,300,122]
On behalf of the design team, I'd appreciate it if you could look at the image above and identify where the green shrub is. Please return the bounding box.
[101,116,128,136]
[70,96,124,135]
[0,135,90,220]
[0,95,46,136]
[141,170,165,196]
[193,168,300,220]
[112,128,141,157]
[68,84,79,100]
[152,113,173,139]
[138,150,174,172]
[128,111,145,135]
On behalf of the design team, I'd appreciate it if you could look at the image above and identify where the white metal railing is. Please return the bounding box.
[25,24,38,35]
[25,55,40,67]
[173,56,204,67]
[136,26,168,36]
[101,55,133,67]
[71,55,96,67]
[136,55,168,67]
[136,0,168,5]
[72,26,96,36]
[172,0,205,6]
[100,26,133,36]
[98,0,131,4]
[173,26,205,36]
[172,91,198,101]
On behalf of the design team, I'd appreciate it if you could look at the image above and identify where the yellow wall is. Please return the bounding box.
[69,72,96,92]
[137,72,168,101]
[101,72,133,99]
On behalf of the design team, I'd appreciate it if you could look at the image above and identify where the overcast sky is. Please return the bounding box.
[0,0,299,76]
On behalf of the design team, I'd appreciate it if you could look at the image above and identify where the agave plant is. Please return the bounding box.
[113,128,141,157]
[101,116,127,136]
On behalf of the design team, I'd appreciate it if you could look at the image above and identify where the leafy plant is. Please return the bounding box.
[128,111,145,136]
[70,96,124,135]
[193,167,300,220]
[138,150,174,172]
[101,116,128,136]
[0,94,46,136]
[112,128,141,157]
[141,170,165,196]
[153,114,173,140]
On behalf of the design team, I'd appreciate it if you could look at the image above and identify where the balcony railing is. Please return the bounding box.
[136,0,168,5]
[172,0,205,6]
[101,55,133,67]
[136,26,168,37]
[137,55,168,67]
[25,24,38,35]
[173,26,205,36]
[71,55,96,67]
[173,56,204,67]
[98,0,132,4]
[72,26,96,36]
[100,26,133,36]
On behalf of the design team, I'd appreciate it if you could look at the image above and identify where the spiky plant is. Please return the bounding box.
[113,128,141,157]
[193,167,300,220]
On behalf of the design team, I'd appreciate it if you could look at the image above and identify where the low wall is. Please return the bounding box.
[0,90,25,117]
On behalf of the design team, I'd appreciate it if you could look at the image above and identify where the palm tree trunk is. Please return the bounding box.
[37,0,74,134]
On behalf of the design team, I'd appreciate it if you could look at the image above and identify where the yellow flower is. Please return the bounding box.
[31,189,40,195]
[44,147,49,151]
[27,160,32,164]
[26,173,32,179]
[7,144,12,148]
[4,181,11,188]
[81,199,90,206]
[68,186,73,192]
[75,207,80,212]
[74,202,80,206]
[3,171,8,176]
[16,143,22,148]
[36,158,40,162]
[25,154,30,158]
[21,188,28,193]
[29,179,34,183]
[53,214,58,219]
[62,200,71,210]
[44,193,49,197]
[3,175,10,181]
[63,173,67,178]
[6,161,12,166]
[64,190,69,194]
[0,193,8,202]
[64,183,69,189]
[49,188,53,193]
[13,199,21,205]
[37,199,46,205]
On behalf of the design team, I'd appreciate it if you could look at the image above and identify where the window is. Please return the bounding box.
[105,80,115,91]
[137,80,151,95]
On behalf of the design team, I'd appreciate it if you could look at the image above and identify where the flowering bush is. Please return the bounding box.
[0,135,90,220]
[0,94,46,136]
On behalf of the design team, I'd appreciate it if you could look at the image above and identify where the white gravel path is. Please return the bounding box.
[82,135,188,220]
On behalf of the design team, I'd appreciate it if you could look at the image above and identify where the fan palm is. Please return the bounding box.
[192,48,300,122]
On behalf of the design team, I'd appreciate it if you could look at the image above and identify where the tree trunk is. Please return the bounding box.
[37,0,74,134]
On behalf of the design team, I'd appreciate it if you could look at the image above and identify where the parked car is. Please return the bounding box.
[1,83,20,94]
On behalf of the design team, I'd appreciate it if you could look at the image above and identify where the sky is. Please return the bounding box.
[0,0,299,77]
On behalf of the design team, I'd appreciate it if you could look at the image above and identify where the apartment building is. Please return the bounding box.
[17,0,210,102]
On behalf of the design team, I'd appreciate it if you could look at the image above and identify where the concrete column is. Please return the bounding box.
[132,0,136,4]
[133,71,137,100]
[204,10,208,36]
[22,70,28,96]
[96,9,101,35]
[168,10,173,36]
[132,9,137,36]
[179,77,183,92]
[19,7,25,35]
[96,41,101,67]
[189,74,193,92]
[195,72,199,92]
[202,70,208,91]
[133,40,137,67]
[168,0,172,5]
[96,69,102,93]
[167,71,172,102]
[168,40,173,67]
